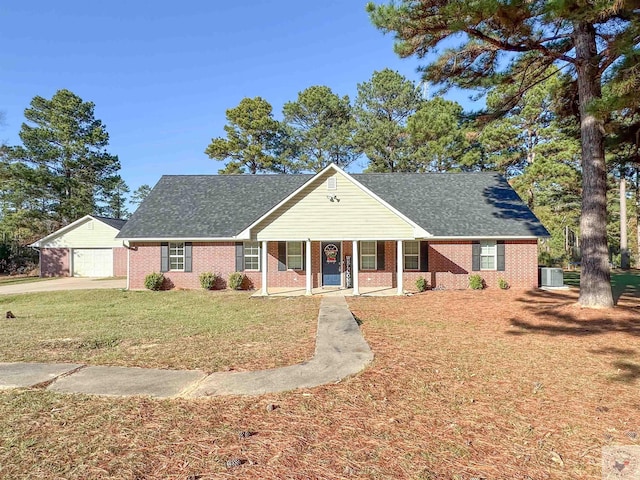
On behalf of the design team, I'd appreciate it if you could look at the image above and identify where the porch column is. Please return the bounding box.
[397,240,404,295]
[305,239,312,295]
[261,240,268,296]
[352,240,360,295]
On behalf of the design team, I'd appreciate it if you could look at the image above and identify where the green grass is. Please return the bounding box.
[0,276,55,286]
[0,289,318,372]
[564,269,640,301]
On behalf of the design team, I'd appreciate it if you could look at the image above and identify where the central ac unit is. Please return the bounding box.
[539,267,564,287]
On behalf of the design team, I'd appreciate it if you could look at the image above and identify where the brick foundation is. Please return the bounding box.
[127,240,539,291]
[113,247,128,277]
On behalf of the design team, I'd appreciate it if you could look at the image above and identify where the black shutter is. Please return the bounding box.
[497,241,505,271]
[302,242,306,270]
[472,242,480,271]
[278,242,287,271]
[235,242,244,272]
[160,242,169,272]
[184,242,192,272]
[420,241,428,272]
[377,241,385,270]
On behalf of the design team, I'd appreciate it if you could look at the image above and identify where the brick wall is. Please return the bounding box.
[113,247,128,277]
[419,240,538,290]
[40,248,69,277]
[127,239,539,291]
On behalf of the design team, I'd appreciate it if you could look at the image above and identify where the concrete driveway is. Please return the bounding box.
[0,277,127,295]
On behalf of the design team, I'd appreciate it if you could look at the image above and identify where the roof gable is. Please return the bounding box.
[31,215,126,248]
[117,167,549,240]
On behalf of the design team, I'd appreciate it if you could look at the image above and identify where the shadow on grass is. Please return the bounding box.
[563,270,640,304]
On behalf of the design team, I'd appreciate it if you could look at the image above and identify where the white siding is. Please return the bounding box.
[254,170,415,240]
[40,218,122,248]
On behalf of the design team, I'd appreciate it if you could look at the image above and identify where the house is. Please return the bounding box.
[31,215,128,278]
[117,164,548,294]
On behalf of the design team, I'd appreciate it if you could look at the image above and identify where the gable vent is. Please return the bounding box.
[327,177,337,190]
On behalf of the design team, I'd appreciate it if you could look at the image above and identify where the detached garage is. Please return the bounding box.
[31,215,127,278]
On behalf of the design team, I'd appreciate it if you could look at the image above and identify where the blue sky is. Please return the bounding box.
[1,1,476,194]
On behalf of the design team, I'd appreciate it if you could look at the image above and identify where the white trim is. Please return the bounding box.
[237,163,432,239]
[168,241,186,271]
[117,236,245,242]
[305,239,312,295]
[126,246,130,290]
[403,240,420,271]
[397,240,403,295]
[261,240,268,295]
[117,235,542,243]
[423,236,539,240]
[286,241,304,271]
[359,240,377,271]
[243,241,261,271]
[31,215,122,247]
[480,240,498,271]
[352,240,359,295]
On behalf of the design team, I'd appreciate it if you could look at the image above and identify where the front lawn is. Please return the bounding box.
[0,275,54,286]
[0,290,318,372]
[564,269,640,302]
[1,288,638,479]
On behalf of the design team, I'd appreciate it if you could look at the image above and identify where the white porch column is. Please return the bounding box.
[397,240,404,295]
[305,239,312,295]
[261,240,268,296]
[352,240,359,296]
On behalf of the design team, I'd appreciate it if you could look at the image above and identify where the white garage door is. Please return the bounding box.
[73,249,113,277]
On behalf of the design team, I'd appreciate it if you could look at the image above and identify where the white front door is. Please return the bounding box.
[73,249,113,277]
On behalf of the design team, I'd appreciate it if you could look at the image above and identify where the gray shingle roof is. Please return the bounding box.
[354,172,549,237]
[117,171,548,239]
[117,174,313,239]
[93,216,127,231]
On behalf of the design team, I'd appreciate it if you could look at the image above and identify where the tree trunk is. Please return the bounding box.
[574,22,614,308]
[620,172,629,269]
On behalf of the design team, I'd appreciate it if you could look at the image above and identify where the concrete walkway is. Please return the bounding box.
[0,297,373,398]
[0,277,127,295]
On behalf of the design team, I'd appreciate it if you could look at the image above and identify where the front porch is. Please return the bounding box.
[251,286,400,298]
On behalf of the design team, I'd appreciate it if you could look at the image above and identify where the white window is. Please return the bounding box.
[287,242,303,270]
[360,241,377,270]
[169,242,185,271]
[480,241,497,270]
[244,242,260,271]
[404,241,419,270]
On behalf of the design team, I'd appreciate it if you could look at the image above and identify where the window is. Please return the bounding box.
[404,241,419,270]
[287,242,303,270]
[244,241,260,271]
[480,241,497,270]
[360,241,376,270]
[169,242,185,271]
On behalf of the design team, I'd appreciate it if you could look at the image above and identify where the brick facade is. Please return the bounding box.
[113,247,128,277]
[127,239,539,291]
[40,248,70,277]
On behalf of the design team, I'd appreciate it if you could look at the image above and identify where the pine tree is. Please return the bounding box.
[368,0,640,307]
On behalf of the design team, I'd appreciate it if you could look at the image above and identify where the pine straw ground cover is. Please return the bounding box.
[0,287,639,479]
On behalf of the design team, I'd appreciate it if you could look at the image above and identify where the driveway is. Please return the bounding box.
[0,277,127,295]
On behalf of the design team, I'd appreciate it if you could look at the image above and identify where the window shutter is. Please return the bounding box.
[235,242,244,272]
[497,241,505,271]
[472,242,480,271]
[160,243,169,272]
[278,242,286,271]
[184,242,192,272]
[377,241,385,270]
[302,242,306,270]
[420,241,429,272]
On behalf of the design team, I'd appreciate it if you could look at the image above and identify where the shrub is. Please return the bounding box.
[468,274,484,290]
[415,276,428,292]
[144,272,165,291]
[498,277,509,290]
[199,272,219,290]
[228,272,245,290]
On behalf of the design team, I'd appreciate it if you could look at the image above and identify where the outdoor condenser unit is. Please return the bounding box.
[539,267,564,288]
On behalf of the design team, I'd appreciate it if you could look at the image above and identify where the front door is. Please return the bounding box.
[322,242,341,286]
